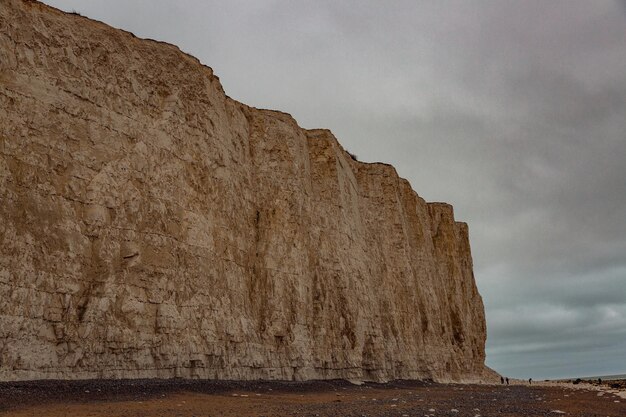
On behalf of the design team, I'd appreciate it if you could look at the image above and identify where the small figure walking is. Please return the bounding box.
[506,377,509,385]
[529,378,532,385]
[501,376,505,385]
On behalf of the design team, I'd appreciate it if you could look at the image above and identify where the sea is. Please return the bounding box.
[579,373,626,381]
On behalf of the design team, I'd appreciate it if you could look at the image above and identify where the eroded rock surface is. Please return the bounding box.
[0,0,494,382]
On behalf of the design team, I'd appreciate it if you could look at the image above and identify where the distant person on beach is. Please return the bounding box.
[529,378,532,385]
[598,378,602,384]
[501,376,505,385]
[506,377,509,385]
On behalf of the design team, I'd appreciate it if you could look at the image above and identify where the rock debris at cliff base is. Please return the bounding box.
[0,0,495,383]
[2,380,625,417]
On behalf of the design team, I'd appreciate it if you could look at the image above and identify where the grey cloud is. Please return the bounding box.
[41,0,626,380]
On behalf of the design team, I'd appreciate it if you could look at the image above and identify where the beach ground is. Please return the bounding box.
[1,379,624,417]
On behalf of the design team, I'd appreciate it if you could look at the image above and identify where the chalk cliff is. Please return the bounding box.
[0,0,493,382]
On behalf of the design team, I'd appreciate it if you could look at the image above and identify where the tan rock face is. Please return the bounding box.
[0,0,493,382]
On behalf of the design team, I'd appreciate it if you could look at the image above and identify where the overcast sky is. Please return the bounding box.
[41,0,626,380]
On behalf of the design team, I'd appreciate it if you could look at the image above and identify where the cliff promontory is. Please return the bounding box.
[0,0,493,382]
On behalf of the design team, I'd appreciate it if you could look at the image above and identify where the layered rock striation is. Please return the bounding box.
[0,0,493,382]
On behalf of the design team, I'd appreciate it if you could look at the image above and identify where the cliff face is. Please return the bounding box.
[0,0,492,382]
